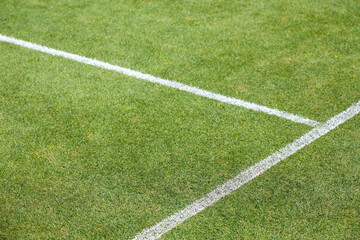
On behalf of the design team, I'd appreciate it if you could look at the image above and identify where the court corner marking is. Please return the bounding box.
[132,100,360,240]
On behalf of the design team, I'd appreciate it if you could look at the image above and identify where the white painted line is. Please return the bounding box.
[0,34,320,127]
[133,100,360,240]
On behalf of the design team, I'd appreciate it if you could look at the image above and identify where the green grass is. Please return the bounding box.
[0,42,308,239]
[164,115,360,239]
[1,0,360,121]
[0,0,359,239]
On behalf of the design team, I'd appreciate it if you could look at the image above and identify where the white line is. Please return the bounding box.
[0,34,319,127]
[133,100,360,240]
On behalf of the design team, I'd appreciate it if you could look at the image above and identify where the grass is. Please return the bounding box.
[163,115,360,239]
[1,0,359,121]
[0,0,359,239]
[0,43,308,239]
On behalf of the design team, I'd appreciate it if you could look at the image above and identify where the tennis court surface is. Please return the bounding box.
[1,1,359,239]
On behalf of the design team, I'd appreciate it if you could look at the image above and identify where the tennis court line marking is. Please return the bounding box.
[133,100,360,240]
[0,34,319,127]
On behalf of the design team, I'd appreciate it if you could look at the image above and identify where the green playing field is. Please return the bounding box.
[0,0,359,239]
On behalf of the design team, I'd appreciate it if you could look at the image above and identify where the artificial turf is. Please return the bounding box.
[0,0,359,239]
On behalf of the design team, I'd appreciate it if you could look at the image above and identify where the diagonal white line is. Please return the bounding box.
[0,34,320,127]
[133,100,360,240]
